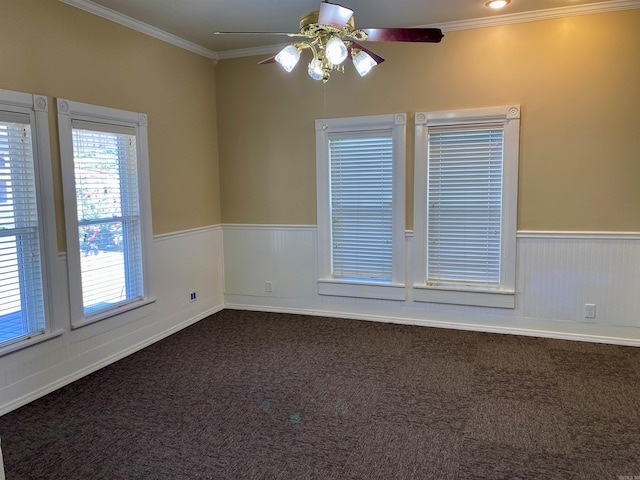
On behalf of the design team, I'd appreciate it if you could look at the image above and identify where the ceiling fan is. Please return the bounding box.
[214,1,443,82]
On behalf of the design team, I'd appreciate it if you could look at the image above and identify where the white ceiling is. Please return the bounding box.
[71,0,632,55]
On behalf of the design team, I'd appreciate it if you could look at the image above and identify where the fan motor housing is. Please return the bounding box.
[300,9,356,31]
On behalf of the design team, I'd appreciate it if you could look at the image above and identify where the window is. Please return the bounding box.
[0,89,58,350]
[316,114,406,300]
[58,99,154,327]
[412,106,520,308]
[0,168,8,204]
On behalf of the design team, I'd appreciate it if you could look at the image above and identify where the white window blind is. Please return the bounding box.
[71,122,144,317]
[427,123,504,287]
[0,113,46,345]
[329,132,393,281]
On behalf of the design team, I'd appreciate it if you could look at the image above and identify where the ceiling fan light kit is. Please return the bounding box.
[352,50,377,76]
[215,1,444,83]
[325,36,349,65]
[275,45,301,72]
[308,58,326,81]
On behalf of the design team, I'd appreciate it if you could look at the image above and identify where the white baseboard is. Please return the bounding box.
[224,302,640,347]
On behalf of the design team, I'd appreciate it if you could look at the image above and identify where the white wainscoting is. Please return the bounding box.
[223,225,640,346]
[2,224,638,416]
[0,225,225,416]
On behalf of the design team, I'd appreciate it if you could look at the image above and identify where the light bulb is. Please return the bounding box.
[275,45,301,72]
[485,0,510,9]
[352,50,377,76]
[308,59,325,81]
[325,37,348,65]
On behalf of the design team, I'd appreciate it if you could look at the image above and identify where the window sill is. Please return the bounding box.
[318,280,406,301]
[0,329,64,357]
[413,285,515,308]
[72,297,157,330]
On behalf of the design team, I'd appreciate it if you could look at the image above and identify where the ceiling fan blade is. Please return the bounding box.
[349,41,385,65]
[318,2,354,29]
[361,28,444,43]
[258,55,277,65]
[213,31,307,38]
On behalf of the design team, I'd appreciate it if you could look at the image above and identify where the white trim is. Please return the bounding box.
[0,305,224,417]
[413,106,520,307]
[31,95,63,339]
[57,98,155,329]
[57,98,141,124]
[47,226,224,246]
[215,227,640,240]
[0,89,61,346]
[517,230,640,240]
[154,224,222,242]
[222,223,317,231]
[412,285,515,308]
[426,0,640,32]
[417,105,520,124]
[318,280,406,301]
[402,230,640,240]
[216,0,640,59]
[217,43,288,60]
[221,225,640,239]
[57,0,219,62]
[0,329,65,357]
[224,302,640,348]
[57,0,640,62]
[316,113,406,296]
[70,298,157,330]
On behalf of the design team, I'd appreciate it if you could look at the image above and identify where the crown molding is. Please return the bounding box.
[217,43,288,60]
[425,0,640,32]
[58,0,219,63]
[217,0,640,59]
[59,0,639,62]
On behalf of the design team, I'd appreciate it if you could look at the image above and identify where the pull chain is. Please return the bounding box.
[322,81,328,129]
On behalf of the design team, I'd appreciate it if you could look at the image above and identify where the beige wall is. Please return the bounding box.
[216,10,640,231]
[1,0,221,246]
[2,3,638,236]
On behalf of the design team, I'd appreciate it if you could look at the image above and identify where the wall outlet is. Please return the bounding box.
[189,291,197,302]
[265,281,273,293]
[584,303,596,319]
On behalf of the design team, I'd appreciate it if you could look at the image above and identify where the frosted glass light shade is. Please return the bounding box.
[325,37,348,65]
[275,45,301,72]
[308,59,324,81]
[352,50,377,76]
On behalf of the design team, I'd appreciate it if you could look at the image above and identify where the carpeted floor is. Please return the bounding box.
[1,309,639,479]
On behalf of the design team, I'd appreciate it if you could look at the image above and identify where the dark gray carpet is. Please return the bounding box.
[1,310,639,479]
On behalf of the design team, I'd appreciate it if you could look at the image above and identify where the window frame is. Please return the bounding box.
[315,113,406,301]
[57,99,155,328]
[412,106,520,308]
[0,89,61,355]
